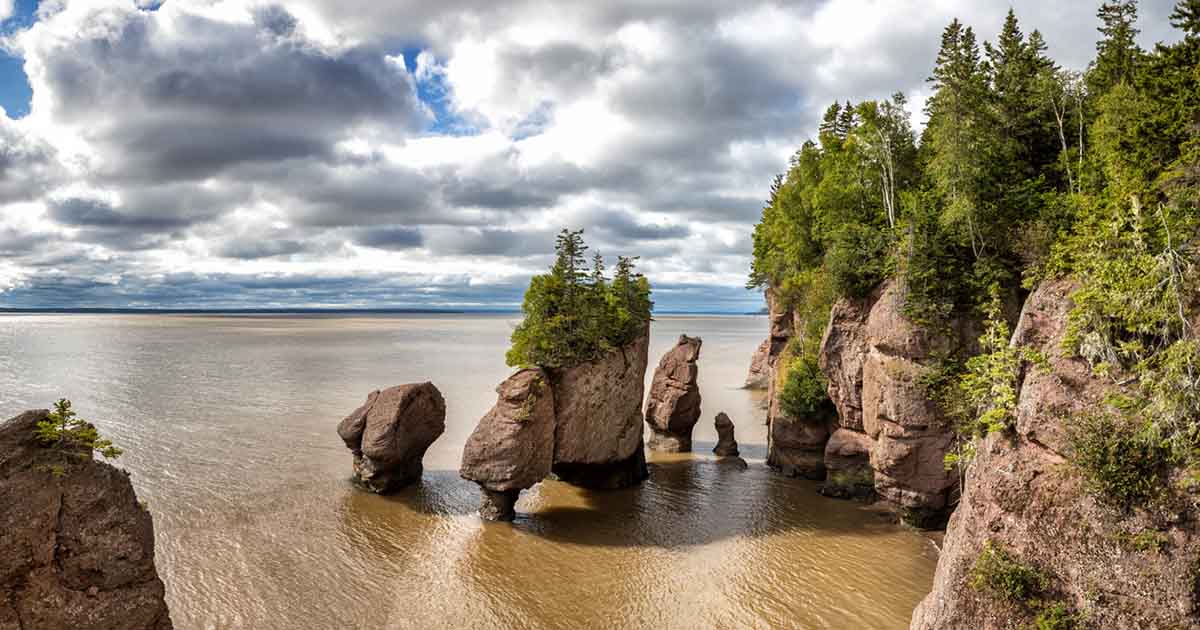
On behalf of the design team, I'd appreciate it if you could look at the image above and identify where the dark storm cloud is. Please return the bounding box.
[0,267,761,312]
[0,227,48,256]
[215,238,310,260]
[350,226,424,251]
[421,227,553,257]
[253,5,298,37]
[48,197,188,230]
[581,209,690,241]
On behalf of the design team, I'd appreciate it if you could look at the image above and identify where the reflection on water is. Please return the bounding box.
[0,313,937,629]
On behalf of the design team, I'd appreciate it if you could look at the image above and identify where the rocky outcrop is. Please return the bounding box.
[755,278,977,524]
[816,280,976,525]
[0,410,172,630]
[549,329,650,489]
[912,279,1200,629]
[744,339,773,389]
[645,335,703,452]
[766,380,832,480]
[337,382,446,493]
[460,369,556,521]
[713,412,739,457]
[765,301,834,479]
[462,330,651,519]
[745,287,793,391]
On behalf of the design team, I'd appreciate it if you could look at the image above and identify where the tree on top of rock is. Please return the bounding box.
[507,229,652,369]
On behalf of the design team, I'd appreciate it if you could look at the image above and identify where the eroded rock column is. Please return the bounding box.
[645,335,703,452]
[460,369,556,521]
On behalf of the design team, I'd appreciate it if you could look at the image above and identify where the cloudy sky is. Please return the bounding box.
[0,0,1182,311]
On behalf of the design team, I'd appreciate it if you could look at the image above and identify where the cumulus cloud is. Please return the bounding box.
[0,0,1184,311]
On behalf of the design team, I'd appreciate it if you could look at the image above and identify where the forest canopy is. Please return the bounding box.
[750,0,1200,493]
[507,229,653,369]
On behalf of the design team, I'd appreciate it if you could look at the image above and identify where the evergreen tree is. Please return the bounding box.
[1089,0,1142,96]
[508,231,652,369]
[1171,0,1200,35]
[925,19,993,257]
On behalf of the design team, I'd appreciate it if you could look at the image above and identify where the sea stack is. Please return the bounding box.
[712,412,739,456]
[461,329,652,519]
[549,328,651,488]
[337,382,446,493]
[644,335,703,452]
[0,410,173,629]
[460,369,556,521]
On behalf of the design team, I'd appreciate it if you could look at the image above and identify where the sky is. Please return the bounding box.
[0,0,1184,312]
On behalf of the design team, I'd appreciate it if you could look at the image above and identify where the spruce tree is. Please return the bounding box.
[1089,0,1142,96]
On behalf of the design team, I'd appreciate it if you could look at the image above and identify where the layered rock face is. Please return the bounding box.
[645,335,703,452]
[756,278,972,524]
[818,280,970,525]
[912,279,1200,629]
[337,382,446,493]
[712,412,739,457]
[744,287,792,391]
[460,369,556,521]
[1,410,173,630]
[744,340,773,389]
[765,288,834,480]
[462,331,651,519]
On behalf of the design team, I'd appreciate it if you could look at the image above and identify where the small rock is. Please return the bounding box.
[712,412,739,457]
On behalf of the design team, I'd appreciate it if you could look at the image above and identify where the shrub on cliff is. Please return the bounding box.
[507,229,653,369]
[35,398,122,460]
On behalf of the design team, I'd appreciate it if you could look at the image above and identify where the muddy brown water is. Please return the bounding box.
[0,313,938,629]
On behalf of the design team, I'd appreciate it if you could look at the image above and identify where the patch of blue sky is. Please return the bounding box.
[0,0,36,118]
[399,46,480,137]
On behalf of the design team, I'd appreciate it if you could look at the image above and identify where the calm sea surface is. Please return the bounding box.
[0,313,937,630]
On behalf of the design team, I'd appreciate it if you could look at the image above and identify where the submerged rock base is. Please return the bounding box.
[646,430,691,453]
[551,447,648,490]
[478,489,520,522]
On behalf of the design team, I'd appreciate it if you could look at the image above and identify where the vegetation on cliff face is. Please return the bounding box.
[35,398,122,460]
[749,1,1200,502]
[507,229,653,369]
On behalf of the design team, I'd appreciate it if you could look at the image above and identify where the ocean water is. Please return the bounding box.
[0,313,938,630]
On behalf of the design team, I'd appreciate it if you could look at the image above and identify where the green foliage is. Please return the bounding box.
[1066,411,1170,508]
[779,352,832,419]
[1031,602,1080,630]
[971,541,1046,603]
[1088,1,1143,97]
[507,230,653,369]
[959,285,1046,436]
[826,222,891,298]
[1114,528,1169,553]
[34,399,122,460]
